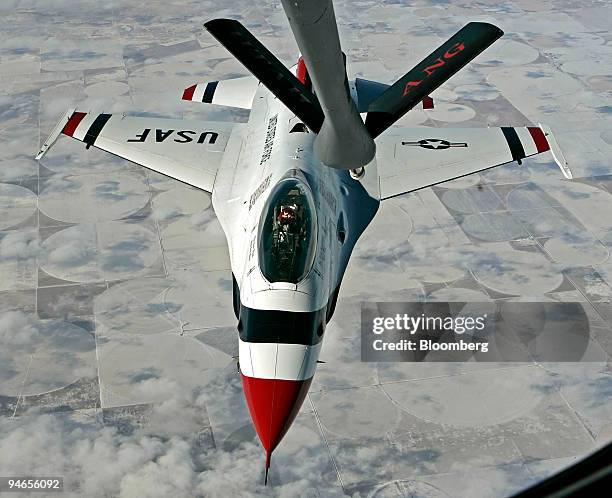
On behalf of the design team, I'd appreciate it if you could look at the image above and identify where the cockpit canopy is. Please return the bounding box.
[258,178,317,284]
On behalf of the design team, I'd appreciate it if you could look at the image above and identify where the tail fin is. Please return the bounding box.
[365,22,503,137]
[282,0,376,169]
[204,19,324,133]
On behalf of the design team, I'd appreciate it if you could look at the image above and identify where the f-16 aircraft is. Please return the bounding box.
[36,0,571,484]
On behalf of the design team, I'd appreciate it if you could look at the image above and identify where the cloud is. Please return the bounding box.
[0,378,201,497]
[0,229,41,261]
[152,206,182,222]
[95,180,129,201]
[0,157,38,182]
[584,281,612,301]
[0,311,40,349]
[190,209,216,229]
[0,96,21,121]
[47,239,95,266]
[117,438,197,498]
[0,371,338,498]
[41,175,79,194]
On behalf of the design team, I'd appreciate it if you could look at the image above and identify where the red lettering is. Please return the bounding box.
[402,80,422,97]
[423,57,445,76]
[444,42,465,59]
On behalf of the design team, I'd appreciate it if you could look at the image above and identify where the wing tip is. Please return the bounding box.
[35,108,79,160]
[537,123,573,180]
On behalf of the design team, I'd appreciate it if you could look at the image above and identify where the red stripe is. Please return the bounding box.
[527,127,550,153]
[422,95,434,109]
[296,56,308,85]
[182,84,197,101]
[62,111,87,137]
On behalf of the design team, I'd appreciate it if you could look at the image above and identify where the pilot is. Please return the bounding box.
[275,204,299,247]
[277,204,298,226]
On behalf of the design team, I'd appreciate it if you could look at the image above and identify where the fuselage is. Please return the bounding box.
[211,75,380,459]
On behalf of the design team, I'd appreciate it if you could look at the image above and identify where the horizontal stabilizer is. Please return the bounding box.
[366,22,503,137]
[204,19,324,133]
[182,76,259,109]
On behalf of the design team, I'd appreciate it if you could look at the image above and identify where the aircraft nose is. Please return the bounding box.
[241,373,312,455]
[238,339,320,479]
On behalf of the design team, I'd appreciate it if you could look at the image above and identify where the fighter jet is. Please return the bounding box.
[36,0,571,484]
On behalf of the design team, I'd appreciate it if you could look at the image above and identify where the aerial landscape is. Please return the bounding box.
[0,0,611,496]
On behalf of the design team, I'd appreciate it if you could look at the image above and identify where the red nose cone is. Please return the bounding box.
[241,374,312,453]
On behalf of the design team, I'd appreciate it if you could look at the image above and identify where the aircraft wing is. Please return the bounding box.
[36,110,239,193]
[375,124,571,200]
